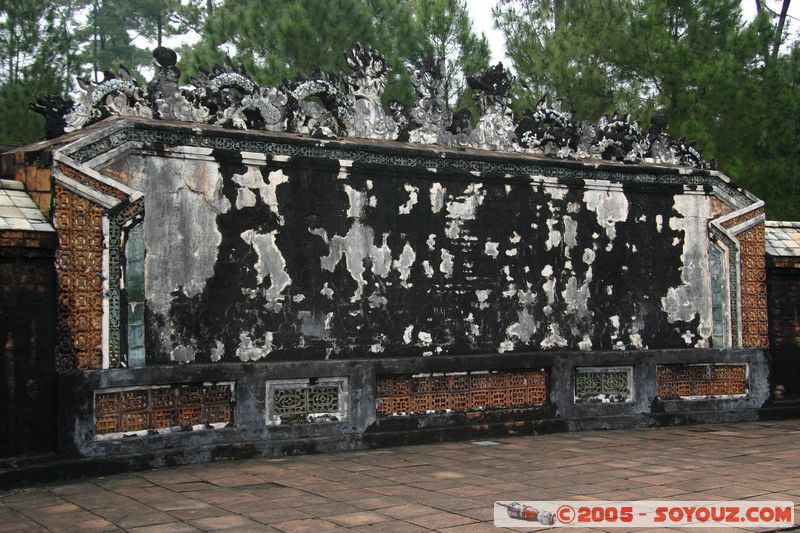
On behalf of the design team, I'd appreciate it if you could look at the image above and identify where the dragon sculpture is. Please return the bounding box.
[31,43,713,169]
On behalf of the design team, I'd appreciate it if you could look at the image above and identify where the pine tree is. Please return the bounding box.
[412,0,490,109]
[494,0,800,221]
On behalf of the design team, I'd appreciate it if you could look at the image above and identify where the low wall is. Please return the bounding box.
[58,348,768,461]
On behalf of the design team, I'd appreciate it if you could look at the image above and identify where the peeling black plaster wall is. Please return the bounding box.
[121,146,714,364]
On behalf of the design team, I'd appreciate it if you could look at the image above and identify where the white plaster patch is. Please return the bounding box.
[578,335,592,351]
[146,157,231,321]
[563,216,578,251]
[393,242,416,286]
[210,340,224,362]
[660,194,713,343]
[240,229,292,307]
[498,340,515,353]
[540,324,568,349]
[403,325,414,344]
[236,331,273,361]
[561,274,591,324]
[370,233,392,278]
[321,222,399,302]
[630,333,643,349]
[368,290,388,308]
[399,184,419,215]
[655,214,663,233]
[543,182,568,200]
[505,308,536,344]
[236,187,257,209]
[422,260,434,278]
[444,183,485,239]
[427,233,437,251]
[170,345,195,363]
[370,343,384,353]
[545,218,562,250]
[476,289,491,309]
[418,331,433,345]
[583,188,629,243]
[262,169,289,223]
[429,182,446,213]
[309,227,329,244]
[344,185,367,218]
[484,240,499,258]
[440,249,454,276]
[505,248,518,257]
[320,282,334,299]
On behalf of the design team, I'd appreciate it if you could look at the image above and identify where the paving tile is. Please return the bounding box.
[209,474,266,488]
[48,482,102,495]
[328,510,392,527]
[427,497,488,511]
[348,496,407,510]
[168,505,232,521]
[4,421,800,531]
[439,523,504,532]
[451,504,495,521]
[187,514,263,531]
[247,508,313,524]
[376,503,440,519]
[94,505,179,529]
[348,523,428,533]
[404,510,478,529]
[128,523,203,533]
[271,517,343,532]
[300,501,362,517]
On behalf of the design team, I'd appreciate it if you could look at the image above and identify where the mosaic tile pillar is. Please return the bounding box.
[739,223,769,348]
[53,184,106,370]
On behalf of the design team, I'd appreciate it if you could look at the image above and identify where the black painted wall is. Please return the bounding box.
[127,145,715,364]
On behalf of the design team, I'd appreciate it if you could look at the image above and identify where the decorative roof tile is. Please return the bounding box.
[0,179,54,232]
[765,221,800,257]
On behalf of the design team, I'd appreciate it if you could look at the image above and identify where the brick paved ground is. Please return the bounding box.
[2,420,799,532]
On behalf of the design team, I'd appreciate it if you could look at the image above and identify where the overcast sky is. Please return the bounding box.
[464,0,800,67]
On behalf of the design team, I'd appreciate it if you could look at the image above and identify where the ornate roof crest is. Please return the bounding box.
[32,43,713,169]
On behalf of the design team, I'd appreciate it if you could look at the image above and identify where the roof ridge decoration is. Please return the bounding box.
[32,43,713,169]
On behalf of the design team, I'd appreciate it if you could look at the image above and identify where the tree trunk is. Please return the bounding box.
[93,0,99,82]
[772,0,791,58]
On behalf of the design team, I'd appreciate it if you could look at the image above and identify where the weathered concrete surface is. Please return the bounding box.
[56,348,770,460]
[105,149,716,364]
[2,420,799,532]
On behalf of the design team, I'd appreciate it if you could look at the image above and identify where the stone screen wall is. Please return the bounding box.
[103,144,718,365]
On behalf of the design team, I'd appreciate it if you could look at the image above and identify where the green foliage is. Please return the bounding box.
[413,0,490,108]
[494,0,800,221]
[182,0,488,107]
[0,0,83,144]
[1,0,796,221]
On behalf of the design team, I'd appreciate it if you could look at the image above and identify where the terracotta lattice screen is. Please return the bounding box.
[94,383,234,437]
[656,364,748,399]
[376,370,546,416]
